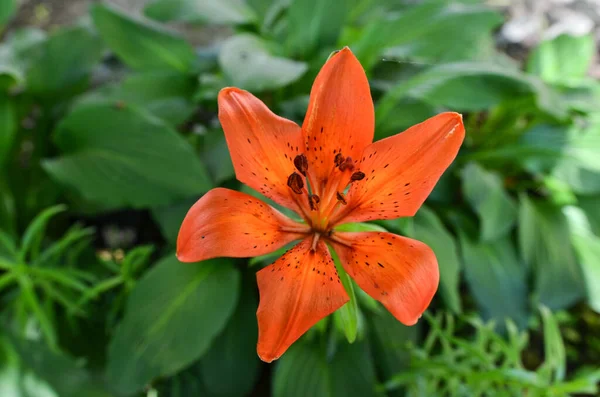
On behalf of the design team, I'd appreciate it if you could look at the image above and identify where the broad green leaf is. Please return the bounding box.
[458,232,528,328]
[219,34,308,92]
[0,0,17,31]
[77,72,197,126]
[519,196,585,309]
[405,206,461,313]
[151,198,198,245]
[107,255,240,395]
[0,44,23,91]
[539,306,566,382]
[15,25,103,96]
[527,34,594,84]
[145,0,256,25]
[202,130,235,184]
[578,195,600,236]
[367,309,418,387]
[200,278,261,396]
[273,342,331,397]
[564,206,600,313]
[352,2,503,70]
[286,0,347,57]
[273,340,377,397]
[0,94,16,167]
[91,3,196,73]
[472,122,600,184]
[43,103,212,208]
[376,63,567,129]
[461,162,517,241]
[329,341,377,397]
[9,336,112,397]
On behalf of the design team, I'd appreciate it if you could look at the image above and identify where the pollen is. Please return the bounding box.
[287,172,304,194]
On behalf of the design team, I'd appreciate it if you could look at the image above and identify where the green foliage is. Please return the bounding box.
[0,0,599,395]
[91,3,197,73]
[107,256,240,394]
[43,103,212,208]
[218,34,308,92]
[383,310,600,396]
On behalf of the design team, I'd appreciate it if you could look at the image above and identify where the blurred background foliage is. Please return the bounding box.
[0,0,600,396]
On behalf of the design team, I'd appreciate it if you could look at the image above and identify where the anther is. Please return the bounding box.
[287,172,304,194]
[351,171,365,181]
[336,192,347,205]
[308,194,320,211]
[334,153,345,167]
[294,154,308,176]
[339,156,354,172]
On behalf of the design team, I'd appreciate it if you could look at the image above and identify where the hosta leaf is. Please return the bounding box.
[43,103,211,208]
[107,255,240,394]
[91,3,196,73]
[219,34,307,92]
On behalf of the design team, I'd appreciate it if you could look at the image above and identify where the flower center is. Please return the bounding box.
[286,152,366,233]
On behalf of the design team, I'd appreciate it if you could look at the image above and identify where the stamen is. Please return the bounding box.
[334,153,345,167]
[308,194,320,211]
[339,156,354,172]
[293,154,308,176]
[351,171,365,181]
[287,172,304,194]
[336,192,347,205]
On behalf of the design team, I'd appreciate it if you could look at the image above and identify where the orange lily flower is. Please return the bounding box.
[177,47,464,363]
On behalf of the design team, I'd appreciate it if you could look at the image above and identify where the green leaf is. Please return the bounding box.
[202,130,235,184]
[200,277,261,396]
[273,340,377,397]
[15,25,104,96]
[9,336,113,397]
[0,0,16,31]
[0,94,16,167]
[329,341,377,397]
[77,72,197,126]
[539,306,566,382]
[286,0,347,57]
[0,44,22,91]
[527,34,595,84]
[405,206,461,313]
[107,255,240,395]
[564,206,600,313]
[43,103,212,208]
[334,222,387,233]
[461,162,518,241]
[144,0,256,25]
[376,63,567,128]
[458,231,529,328]
[330,249,359,343]
[519,196,585,309]
[273,342,331,397]
[352,2,503,70]
[91,3,196,73]
[367,309,418,388]
[19,205,67,263]
[578,195,600,236]
[151,199,196,245]
[219,34,308,92]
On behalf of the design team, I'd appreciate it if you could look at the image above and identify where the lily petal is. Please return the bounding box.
[302,47,374,191]
[333,112,464,224]
[256,238,349,362]
[218,88,305,214]
[330,232,438,325]
[177,188,305,262]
